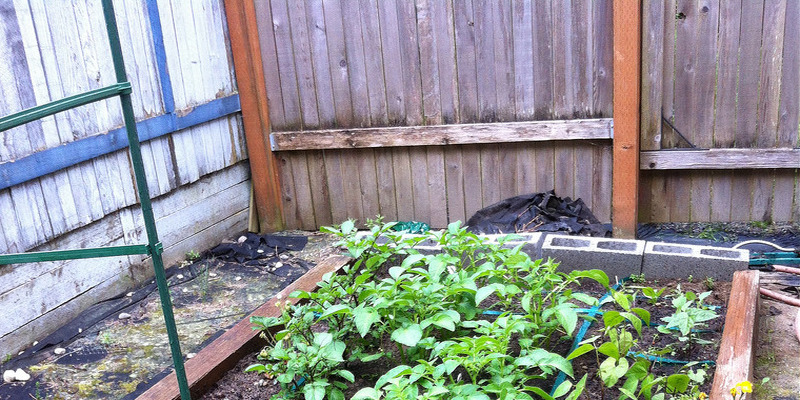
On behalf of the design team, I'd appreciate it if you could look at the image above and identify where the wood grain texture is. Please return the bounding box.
[612,0,641,237]
[641,149,800,170]
[135,256,352,400]
[710,270,759,400]
[271,119,613,150]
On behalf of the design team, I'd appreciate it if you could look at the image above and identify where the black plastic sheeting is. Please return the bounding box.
[466,191,610,237]
[210,233,308,263]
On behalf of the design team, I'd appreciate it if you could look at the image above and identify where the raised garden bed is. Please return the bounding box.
[140,223,761,400]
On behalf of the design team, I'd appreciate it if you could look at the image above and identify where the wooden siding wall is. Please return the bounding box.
[255,0,615,229]
[0,0,249,357]
[640,0,800,222]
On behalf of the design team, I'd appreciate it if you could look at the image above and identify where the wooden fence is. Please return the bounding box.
[640,0,800,222]
[0,0,250,358]
[256,0,616,229]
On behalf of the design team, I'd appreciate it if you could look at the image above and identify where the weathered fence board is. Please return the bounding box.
[640,0,800,222]
[277,142,613,229]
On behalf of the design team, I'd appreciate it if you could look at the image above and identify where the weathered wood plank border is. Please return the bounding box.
[136,255,352,400]
[269,118,612,151]
[641,148,800,170]
[710,270,759,399]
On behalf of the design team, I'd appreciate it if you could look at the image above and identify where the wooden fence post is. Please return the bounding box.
[222,0,284,232]
[612,0,641,238]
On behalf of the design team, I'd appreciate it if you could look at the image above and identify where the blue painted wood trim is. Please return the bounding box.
[0,94,241,191]
[145,0,175,113]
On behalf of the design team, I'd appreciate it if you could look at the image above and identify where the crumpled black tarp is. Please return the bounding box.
[466,191,610,237]
[210,233,308,263]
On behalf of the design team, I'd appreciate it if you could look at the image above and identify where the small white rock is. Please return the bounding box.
[129,373,138,379]
[257,249,264,254]
[3,370,15,383]
[54,347,66,355]
[177,274,184,279]
[186,353,196,359]
[258,379,267,387]
[209,272,218,277]
[14,368,30,382]
[182,288,189,293]
[274,262,283,268]
[118,313,132,320]
[237,235,247,244]
[280,254,289,260]
[126,292,134,297]
[234,276,242,281]
[31,341,38,347]
[78,328,83,334]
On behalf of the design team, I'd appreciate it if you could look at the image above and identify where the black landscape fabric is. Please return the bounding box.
[466,190,610,237]
[210,233,308,263]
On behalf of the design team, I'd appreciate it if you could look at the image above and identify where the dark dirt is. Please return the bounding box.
[200,277,731,400]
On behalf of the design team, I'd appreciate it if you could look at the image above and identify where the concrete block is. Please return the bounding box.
[541,234,645,280]
[642,242,749,281]
[482,232,543,259]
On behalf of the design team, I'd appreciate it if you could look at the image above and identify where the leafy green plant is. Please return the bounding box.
[629,273,646,284]
[247,220,607,399]
[657,288,719,356]
[641,286,666,305]
[703,276,715,291]
[185,250,201,262]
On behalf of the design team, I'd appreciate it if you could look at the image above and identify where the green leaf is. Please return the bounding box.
[631,308,651,326]
[376,365,412,389]
[319,340,346,362]
[336,370,355,383]
[612,291,631,311]
[353,306,381,337]
[552,380,573,397]
[599,357,629,387]
[328,388,345,400]
[303,381,327,400]
[570,269,609,289]
[602,310,625,328]
[389,266,405,281]
[515,349,573,378]
[313,332,333,347]
[475,284,499,305]
[401,254,425,269]
[666,374,690,393]
[359,352,383,362]
[244,363,266,373]
[566,343,595,360]
[527,387,554,400]
[555,306,578,337]
[341,220,355,235]
[564,375,587,400]
[352,387,382,400]
[391,324,423,347]
[571,292,599,306]
[597,342,620,360]
[320,304,351,319]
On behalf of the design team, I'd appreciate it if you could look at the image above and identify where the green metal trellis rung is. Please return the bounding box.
[0,244,149,265]
[0,1,191,399]
[0,82,132,131]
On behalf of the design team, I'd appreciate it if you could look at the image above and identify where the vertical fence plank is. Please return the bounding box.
[592,144,612,222]
[498,143,518,201]
[289,153,316,229]
[444,146,466,223]
[374,148,398,221]
[358,0,389,127]
[473,1,496,122]
[254,0,286,129]
[592,0,613,117]
[307,150,333,227]
[427,149,448,228]
[512,0,534,120]
[304,1,335,128]
[392,148,415,221]
[396,0,423,126]
[378,0,407,125]
[416,0,443,125]
[454,0,478,123]
[409,147,431,224]
[287,0,320,130]
[461,145,483,218]
[323,0,353,128]
[756,0,787,148]
[532,2,554,119]
[323,151,348,223]
[341,0,370,128]
[435,0,458,124]
[551,1,573,119]
[554,146,574,199]
[640,0,664,151]
[572,1,593,118]
[356,149,380,223]
[492,0,515,122]
[277,152,298,229]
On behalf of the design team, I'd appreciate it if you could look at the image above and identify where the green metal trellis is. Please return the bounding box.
[0,1,191,399]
